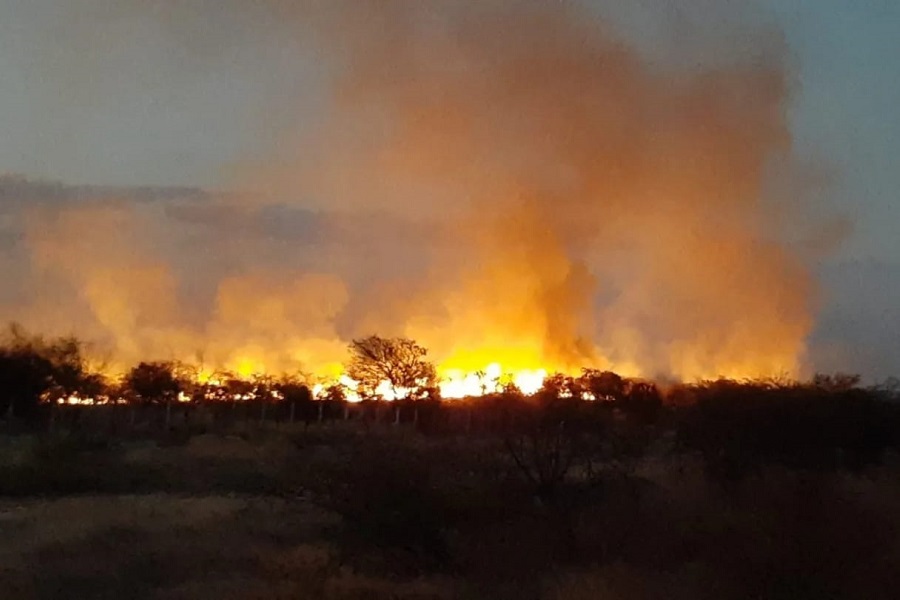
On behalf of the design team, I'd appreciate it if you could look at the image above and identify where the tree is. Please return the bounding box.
[540,373,582,399]
[40,335,108,403]
[0,339,54,422]
[124,362,182,404]
[676,377,900,482]
[346,336,437,400]
[620,379,663,423]
[0,325,106,424]
[580,369,625,402]
[277,377,314,423]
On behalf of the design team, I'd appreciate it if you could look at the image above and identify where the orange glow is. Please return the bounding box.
[437,362,548,398]
[9,1,823,390]
[234,357,264,379]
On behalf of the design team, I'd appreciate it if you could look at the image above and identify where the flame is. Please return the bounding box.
[437,362,548,398]
[234,357,264,379]
[6,2,827,389]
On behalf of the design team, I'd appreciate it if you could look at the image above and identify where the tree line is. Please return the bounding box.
[0,328,662,420]
[3,325,900,459]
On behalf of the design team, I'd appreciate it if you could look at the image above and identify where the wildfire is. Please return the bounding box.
[49,335,803,406]
[7,0,821,412]
[437,363,547,398]
[307,362,550,402]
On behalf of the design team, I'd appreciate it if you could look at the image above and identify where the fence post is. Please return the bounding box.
[48,401,57,434]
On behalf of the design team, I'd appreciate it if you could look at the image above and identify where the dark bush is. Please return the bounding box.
[319,438,451,576]
[676,378,900,481]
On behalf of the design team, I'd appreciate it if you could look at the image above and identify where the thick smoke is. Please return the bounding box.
[2,181,351,377]
[249,0,818,379]
[2,1,829,381]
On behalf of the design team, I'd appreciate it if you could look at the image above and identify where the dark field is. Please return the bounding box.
[3,387,900,600]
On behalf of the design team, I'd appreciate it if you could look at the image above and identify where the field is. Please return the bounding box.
[3,391,900,600]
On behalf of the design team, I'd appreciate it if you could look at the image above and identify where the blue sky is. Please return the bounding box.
[769,0,900,261]
[1,1,896,261]
[0,0,897,379]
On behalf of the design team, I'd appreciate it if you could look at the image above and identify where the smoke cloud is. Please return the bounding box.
[1,1,835,381]
[246,0,820,379]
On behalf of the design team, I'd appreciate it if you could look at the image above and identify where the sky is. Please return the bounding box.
[0,1,896,260]
[0,0,897,381]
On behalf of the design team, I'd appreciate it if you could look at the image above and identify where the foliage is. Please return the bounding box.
[579,369,663,423]
[676,377,900,481]
[500,382,656,506]
[580,369,626,402]
[123,361,183,404]
[346,335,437,400]
[313,437,451,576]
[503,403,589,504]
[277,380,313,404]
[0,341,53,421]
[0,324,107,424]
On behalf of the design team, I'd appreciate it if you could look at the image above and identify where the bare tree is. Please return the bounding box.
[505,416,580,506]
[346,336,437,400]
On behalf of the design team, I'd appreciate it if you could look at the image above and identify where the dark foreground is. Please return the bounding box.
[2,401,900,600]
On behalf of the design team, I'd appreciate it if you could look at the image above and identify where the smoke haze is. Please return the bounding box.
[0,1,841,382]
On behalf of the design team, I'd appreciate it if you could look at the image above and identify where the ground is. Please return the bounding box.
[0,430,456,600]
[1,423,900,599]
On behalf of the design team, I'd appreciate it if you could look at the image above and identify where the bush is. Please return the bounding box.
[676,379,900,482]
[318,438,451,576]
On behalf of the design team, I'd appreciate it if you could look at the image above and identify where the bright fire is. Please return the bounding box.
[178,346,562,402]
[438,363,547,398]
[146,356,557,403]
[7,1,824,409]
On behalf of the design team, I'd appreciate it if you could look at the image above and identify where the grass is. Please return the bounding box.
[0,489,457,599]
[2,421,900,599]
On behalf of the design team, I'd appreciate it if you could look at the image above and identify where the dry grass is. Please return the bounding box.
[0,494,247,561]
[0,492,456,600]
[3,423,900,600]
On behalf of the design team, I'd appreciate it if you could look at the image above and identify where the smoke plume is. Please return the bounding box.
[248,0,818,379]
[1,1,830,381]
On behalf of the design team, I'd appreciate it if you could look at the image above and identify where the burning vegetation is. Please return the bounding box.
[0,324,890,429]
[0,0,842,393]
[0,325,591,411]
[1,3,895,598]
[4,322,900,599]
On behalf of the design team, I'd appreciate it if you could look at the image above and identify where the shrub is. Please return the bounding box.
[676,378,900,482]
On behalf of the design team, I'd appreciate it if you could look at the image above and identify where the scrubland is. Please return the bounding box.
[3,388,900,600]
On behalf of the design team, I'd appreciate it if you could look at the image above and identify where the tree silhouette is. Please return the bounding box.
[0,325,106,423]
[580,369,625,402]
[41,335,108,403]
[0,341,53,421]
[276,377,314,423]
[676,377,900,481]
[123,362,182,404]
[346,335,436,400]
